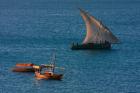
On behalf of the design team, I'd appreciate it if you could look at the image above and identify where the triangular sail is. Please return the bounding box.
[79,8,97,44]
[89,15,119,43]
[79,8,119,44]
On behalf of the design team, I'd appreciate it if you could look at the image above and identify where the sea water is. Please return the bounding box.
[0,0,140,93]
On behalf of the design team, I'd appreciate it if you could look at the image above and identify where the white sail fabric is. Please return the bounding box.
[79,9,98,44]
[79,8,119,44]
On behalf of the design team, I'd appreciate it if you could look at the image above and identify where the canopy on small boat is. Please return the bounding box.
[79,8,119,44]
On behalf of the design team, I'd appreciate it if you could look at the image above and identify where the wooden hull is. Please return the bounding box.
[12,63,35,72]
[35,72,63,80]
[71,43,111,50]
[16,63,34,67]
[12,67,35,72]
[49,74,63,80]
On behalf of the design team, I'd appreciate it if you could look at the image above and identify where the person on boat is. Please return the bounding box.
[76,43,78,46]
[33,65,41,72]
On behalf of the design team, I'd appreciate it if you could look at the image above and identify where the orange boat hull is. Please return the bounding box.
[12,67,35,72]
[12,63,35,72]
[16,63,34,67]
[35,72,63,80]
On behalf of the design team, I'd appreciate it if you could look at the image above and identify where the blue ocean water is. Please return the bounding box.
[0,0,140,93]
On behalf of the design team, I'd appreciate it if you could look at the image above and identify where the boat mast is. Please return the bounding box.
[51,53,56,73]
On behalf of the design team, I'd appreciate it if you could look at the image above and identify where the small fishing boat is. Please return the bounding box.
[12,63,35,72]
[71,8,119,50]
[35,69,63,80]
[34,54,63,80]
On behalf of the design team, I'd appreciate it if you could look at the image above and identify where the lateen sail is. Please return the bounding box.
[79,8,119,44]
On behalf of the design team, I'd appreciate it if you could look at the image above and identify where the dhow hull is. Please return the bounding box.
[71,43,111,50]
